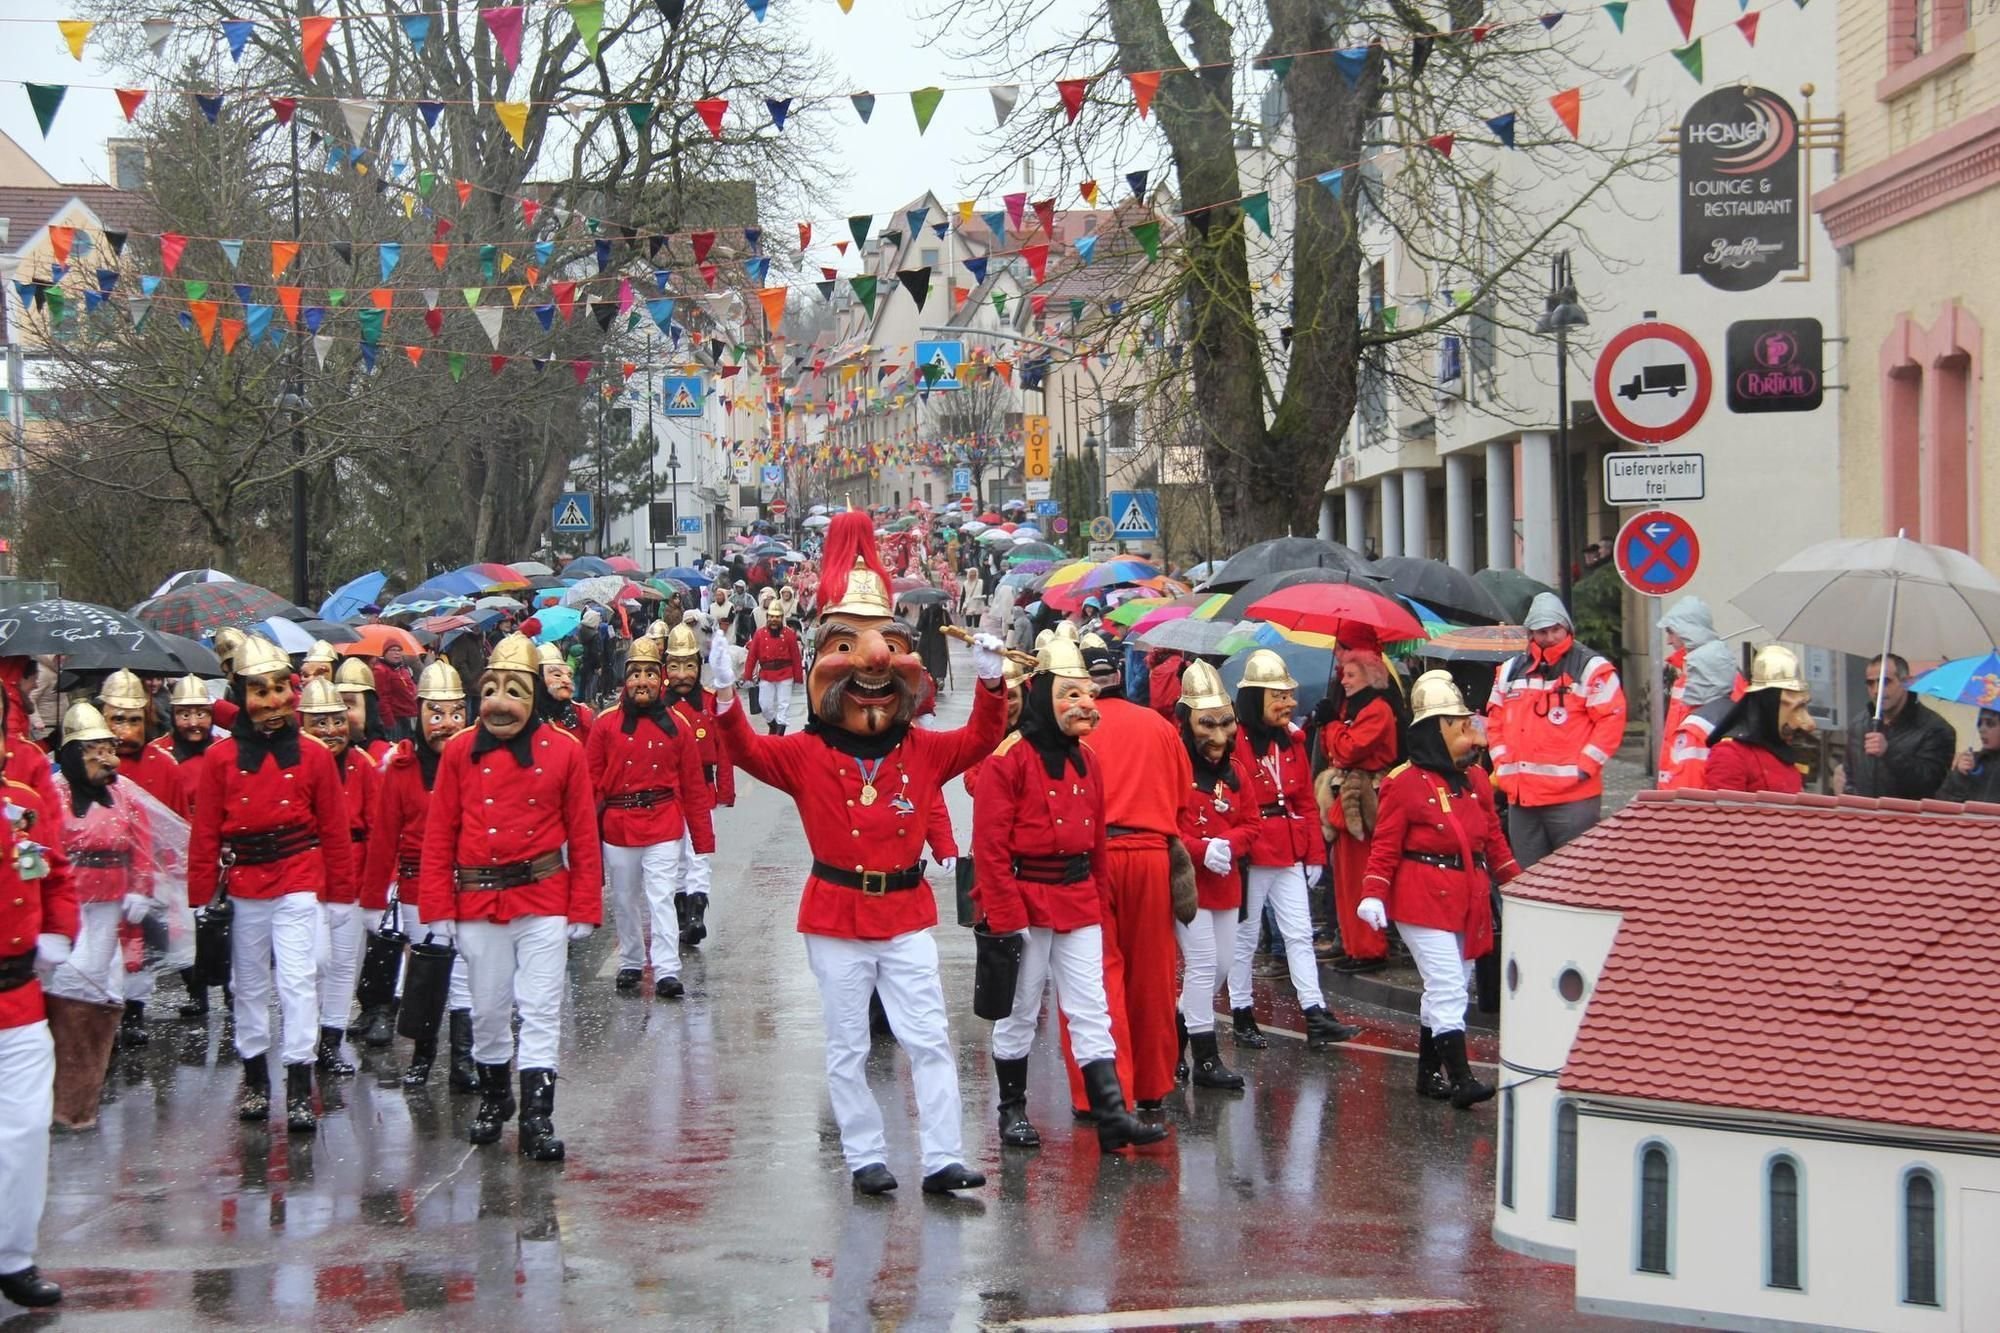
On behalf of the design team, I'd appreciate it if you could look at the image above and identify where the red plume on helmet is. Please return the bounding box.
[816,510,890,615]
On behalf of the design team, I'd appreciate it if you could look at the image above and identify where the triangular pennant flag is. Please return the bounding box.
[461,286,481,308]
[1186,207,1213,236]
[1020,244,1049,282]
[301,15,335,77]
[1334,47,1370,87]
[490,353,507,374]
[745,256,771,283]
[1126,170,1149,200]
[534,303,556,331]
[142,18,173,55]
[964,255,989,285]
[338,98,375,145]
[159,232,187,275]
[992,292,1007,318]
[114,88,147,122]
[277,286,301,326]
[357,308,384,344]
[1549,88,1581,137]
[304,306,327,334]
[1132,221,1160,261]
[219,318,245,356]
[1128,70,1160,118]
[450,352,466,382]
[594,238,612,272]
[103,230,126,258]
[896,267,931,307]
[570,359,592,386]
[1003,192,1026,228]
[982,210,1006,244]
[850,91,875,123]
[534,240,554,267]
[222,19,252,61]
[1076,233,1098,265]
[431,242,448,269]
[691,229,719,263]
[187,299,218,346]
[815,280,836,302]
[1602,2,1628,31]
[24,84,65,138]
[694,97,728,138]
[1486,111,1518,148]
[552,280,577,320]
[399,14,431,53]
[765,96,792,129]
[1381,307,1398,330]
[1032,197,1055,236]
[215,238,242,269]
[194,93,223,123]
[1426,132,1456,156]
[850,275,878,316]
[127,293,152,328]
[333,241,353,266]
[475,306,505,349]
[906,207,930,238]
[758,286,787,326]
[989,84,1019,127]
[424,307,444,337]
[369,287,393,311]
[495,101,529,148]
[848,214,872,248]
[508,284,526,306]
[797,221,813,251]
[1618,66,1642,95]
[698,261,718,288]
[95,268,117,295]
[1242,192,1272,236]
[569,0,604,58]
[1736,11,1759,43]
[1540,11,1564,28]
[744,0,769,18]
[46,226,72,264]
[591,299,616,332]
[1056,78,1087,123]
[480,6,525,71]
[413,99,443,130]
[379,243,402,281]
[657,0,686,27]
[1079,180,1098,204]
[360,344,378,373]
[311,333,333,368]
[1672,38,1703,82]
[1667,0,1696,41]
[911,86,944,134]
[269,96,297,125]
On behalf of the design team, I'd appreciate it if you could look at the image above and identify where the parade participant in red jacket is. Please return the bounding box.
[746,591,804,736]
[587,633,713,1001]
[299,679,375,1078]
[712,511,1004,1197]
[362,660,475,1091]
[189,636,356,1134]
[0,682,76,1310]
[206,629,245,732]
[334,658,394,762]
[1312,646,1403,973]
[1659,641,1741,791]
[534,638,596,742]
[1360,671,1521,1109]
[99,669,187,817]
[960,657,1028,802]
[975,636,1167,1155]
[1146,649,1186,721]
[419,634,602,1162]
[661,618,731,950]
[160,675,225,1019]
[1705,646,1814,795]
[1173,661,1260,1092]
[1229,650,1362,1051]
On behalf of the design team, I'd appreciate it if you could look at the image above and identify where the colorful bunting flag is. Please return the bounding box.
[187,298,218,345]
[159,232,187,275]
[1316,168,1344,198]
[24,84,64,137]
[495,101,529,148]
[850,91,875,123]
[116,88,146,121]
[1021,244,1049,283]
[850,275,877,316]
[1126,170,1149,200]
[481,6,525,72]
[58,19,93,61]
[1602,2,1627,31]
[1667,0,1696,41]
[911,86,943,134]
[1334,46,1370,87]
[399,14,431,53]
[1737,12,1760,43]
[897,267,930,307]
[339,97,375,143]
[1426,132,1456,157]
[1056,78,1087,123]
[1128,70,1160,118]
[1243,191,1272,236]
[270,95,297,125]
[417,100,443,129]
[142,19,173,55]
[216,239,242,269]
[695,97,727,138]
[1079,180,1098,204]
[990,84,1018,127]
[222,19,252,61]
[301,16,335,77]
[1672,38,1703,81]
[570,0,604,58]
[848,214,871,248]
[194,93,223,123]
[1132,221,1160,261]
[766,96,791,129]
[1075,234,1098,265]
[1550,87,1581,137]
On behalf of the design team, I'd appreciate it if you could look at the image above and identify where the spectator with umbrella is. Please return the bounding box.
[1939,707,2000,802]
[1835,654,1955,799]
[1308,639,1405,974]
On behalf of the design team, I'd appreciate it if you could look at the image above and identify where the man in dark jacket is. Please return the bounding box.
[1838,654,1956,799]
[1937,708,2000,803]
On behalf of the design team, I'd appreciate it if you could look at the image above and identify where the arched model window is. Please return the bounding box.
[1766,1156,1801,1291]
[1903,1169,1940,1307]
[1552,1101,1577,1222]
[1637,1143,1672,1275]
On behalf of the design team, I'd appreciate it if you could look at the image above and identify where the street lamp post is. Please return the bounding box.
[668,442,681,565]
[1534,251,1589,606]
[287,117,309,607]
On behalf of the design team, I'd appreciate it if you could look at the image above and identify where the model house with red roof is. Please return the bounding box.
[1493,788,2000,1330]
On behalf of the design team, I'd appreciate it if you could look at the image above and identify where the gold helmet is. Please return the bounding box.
[1747,644,1806,693]
[1409,669,1473,725]
[334,657,375,693]
[1081,631,1108,651]
[298,677,347,714]
[1036,636,1092,680]
[1179,659,1231,711]
[417,659,466,701]
[644,619,670,641]
[823,563,891,618]
[665,622,701,658]
[212,626,247,675]
[536,642,567,668]
[303,639,340,667]
[168,674,212,708]
[1238,648,1298,692]
[627,635,664,667]
[1001,655,1032,691]
[62,700,114,744]
[97,668,148,711]
[486,632,540,675]
[234,635,291,680]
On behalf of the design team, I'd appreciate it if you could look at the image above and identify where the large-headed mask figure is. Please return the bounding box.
[299,677,350,757]
[60,701,121,790]
[234,635,297,734]
[97,668,152,760]
[808,511,924,736]
[478,634,542,741]
[662,621,703,705]
[417,660,468,753]
[169,674,214,748]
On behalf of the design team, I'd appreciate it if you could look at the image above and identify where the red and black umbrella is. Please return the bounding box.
[133,581,305,638]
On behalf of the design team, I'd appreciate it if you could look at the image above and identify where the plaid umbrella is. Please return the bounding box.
[133,581,303,638]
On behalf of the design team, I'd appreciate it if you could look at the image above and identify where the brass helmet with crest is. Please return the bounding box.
[486,633,541,676]
[335,657,375,693]
[234,635,291,680]
[98,668,149,711]
[1238,648,1298,692]
[1409,670,1473,725]
[62,701,115,744]
[299,677,347,715]
[417,659,466,701]
[169,674,212,708]
[1179,660,1231,712]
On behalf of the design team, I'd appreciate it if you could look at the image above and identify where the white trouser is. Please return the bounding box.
[804,930,964,1176]
[1176,907,1237,1035]
[232,891,322,1065]
[397,898,472,1010]
[1229,864,1323,1011]
[457,915,566,1069]
[757,678,794,725]
[44,900,126,1006]
[676,834,712,900]
[316,902,364,1030]
[604,841,683,976]
[991,925,1115,1063]
[1398,922,1475,1036]
[0,1021,54,1273]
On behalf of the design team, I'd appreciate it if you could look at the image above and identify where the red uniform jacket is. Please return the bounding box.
[121,743,188,817]
[363,741,431,912]
[746,626,803,683]
[418,721,603,926]
[1090,696,1193,848]
[1704,738,1805,795]
[1147,653,1185,721]
[669,689,735,807]
[971,734,1107,934]
[1178,757,1262,911]
[155,737,216,817]
[1361,763,1519,959]
[584,703,715,852]
[324,748,377,905]
[0,750,78,1030]
[1236,725,1320,865]
[56,777,155,904]
[719,680,1006,940]
[188,733,355,907]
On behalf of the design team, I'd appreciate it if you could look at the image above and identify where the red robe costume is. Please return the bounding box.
[1318,692,1400,961]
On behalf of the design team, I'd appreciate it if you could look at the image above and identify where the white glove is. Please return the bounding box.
[121,892,153,925]
[425,919,456,942]
[1357,897,1388,931]
[1303,862,1325,887]
[565,922,595,942]
[707,627,737,689]
[970,632,1008,682]
[933,856,956,876]
[1202,839,1233,876]
[36,932,71,967]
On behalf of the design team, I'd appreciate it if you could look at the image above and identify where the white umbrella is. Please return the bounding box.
[476,595,525,611]
[1732,531,2000,718]
[563,575,626,608]
[960,520,988,535]
[508,560,555,576]
[801,514,831,529]
[151,568,236,598]
[808,504,829,516]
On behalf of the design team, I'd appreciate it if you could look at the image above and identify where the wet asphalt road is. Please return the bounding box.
[20,671,1651,1331]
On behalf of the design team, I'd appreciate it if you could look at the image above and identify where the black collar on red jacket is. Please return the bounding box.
[619,696,678,736]
[471,715,542,768]
[231,714,301,772]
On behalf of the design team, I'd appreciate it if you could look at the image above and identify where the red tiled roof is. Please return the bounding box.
[1512,789,2000,1136]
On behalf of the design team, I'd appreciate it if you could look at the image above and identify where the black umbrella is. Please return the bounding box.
[897,587,952,607]
[1215,567,1386,624]
[301,619,362,644]
[0,599,183,671]
[1205,537,1371,591]
[153,632,224,676]
[1367,557,1507,625]
[1473,567,1557,624]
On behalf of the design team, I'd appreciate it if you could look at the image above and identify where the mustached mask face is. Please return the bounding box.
[542,663,574,701]
[79,738,120,785]
[1442,715,1481,762]
[1778,690,1816,745]
[810,615,924,735]
[344,695,368,743]
[1053,678,1100,738]
[1004,684,1024,730]
[665,658,701,699]
[422,698,468,751]
[1190,705,1237,762]
[305,710,348,755]
[626,662,663,707]
[479,670,537,739]
[103,706,148,758]
[172,705,212,744]
[1262,687,1297,729]
[243,673,297,733]
[300,661,333,683]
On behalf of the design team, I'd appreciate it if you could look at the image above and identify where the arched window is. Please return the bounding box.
[1499,1086,1516,1209]
[1637,1144,1671,1274]
[1767,1156,1801,1290]
[1903,1169,1940,1307]
[1552,1101,1578,1221]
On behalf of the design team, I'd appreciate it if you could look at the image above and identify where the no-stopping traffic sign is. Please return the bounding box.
[1614,509,1701,596]
[1592,321,1713,445]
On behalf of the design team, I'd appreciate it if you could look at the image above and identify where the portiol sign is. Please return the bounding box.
[1679,86,1801,292]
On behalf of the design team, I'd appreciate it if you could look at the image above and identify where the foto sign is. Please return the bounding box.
[1023,414,1051,480]
[1604,452,1705,505]
[1680,86,1801,292]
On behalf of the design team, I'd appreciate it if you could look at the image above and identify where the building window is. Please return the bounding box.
[1106,403,1136,454]
[647,500,675,545]
[1557,967,1587,1003]
[921,247,940,271]
[1637,1143,1672,1274]
[1552,1101,1578,1221]
[1767,1156,1802,1290]
[1903,1169,1940,1306]
[1505,957,1519,994]
[1499,1086,1516,1209]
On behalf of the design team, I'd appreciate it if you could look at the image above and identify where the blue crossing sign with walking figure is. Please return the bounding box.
[552,491,595,533]
[1109,490,1159,541]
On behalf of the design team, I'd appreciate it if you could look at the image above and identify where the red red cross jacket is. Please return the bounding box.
[1703,737,1806,795]
[1361,763,1520,960]
[1178,756,1262,911]
[718,680,1006,940]
[584,703,715,852]
[1235,726,1320,866]
[188,733,356,907]
[669,689,736,807]
[971,734,1108,934]
[324,748,377,905]
[55,777,155,904]
[362,741,431,912]
[0,750,78,1031]
[418,721,603,926]
[746,626,803,683]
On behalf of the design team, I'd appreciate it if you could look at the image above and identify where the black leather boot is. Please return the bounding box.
[1416,1027,1451,1100]
[285,1062,317,1132]
[614,967,642,992]
[362,1003,396,1048]
[517,1068,564,1161]
[468,1061,515,1145]
[316,1026,355,1076]
[1304,1005,1362,1050]
[993,1055,1039,1148]
[447,1009,478,1092]
[655,974,685,999]
[683,892,709,947]
[1174,1011,1189,1082]
[120,1000,150,1047]
[402,1037,436,1089]
[1189,1030,1245,1090]
[1437,1030,1495,1109]
[1081,1059,1168,1153]
[1230,1007,1268,1049]
[672,893,690,947]
[921,1163,985,1194]
[0,1265,62,1308]
[237,1052,271,1121]
[176,968,209,1018]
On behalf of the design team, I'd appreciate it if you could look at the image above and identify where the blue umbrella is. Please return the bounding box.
[564,556,614,578]
[1910,652,2000,709]
[319,570,387,621]
[404,570,482,601]
[530,606,582,644]
[659,566,712,587]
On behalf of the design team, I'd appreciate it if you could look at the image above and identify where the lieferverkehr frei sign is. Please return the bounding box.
[1603,452,1705,506]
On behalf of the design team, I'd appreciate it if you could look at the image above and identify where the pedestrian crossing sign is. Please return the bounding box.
[552,491,595,533]
[912,339,964,391]
[1110,489,1159,540]
[662,374,705,417]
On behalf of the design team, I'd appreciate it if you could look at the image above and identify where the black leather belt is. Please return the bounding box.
[1105,824,1167,841]
[224,825,320,865]
[72,850,132,869]
[1404,851,1488,871]
[1012,854,1091,884]
[454,850,564,889]
[0,949,34,992]
[398,856,422,881]
[606,787,675,809]
[811,860,925,895]
[1260,803,1288,818]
